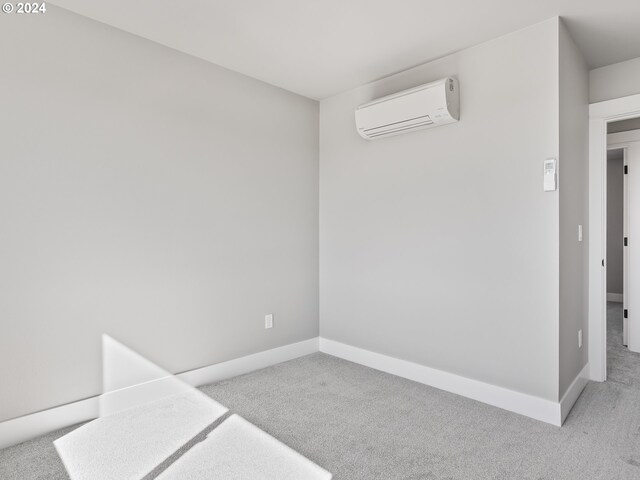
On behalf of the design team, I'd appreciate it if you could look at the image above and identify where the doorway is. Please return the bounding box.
[608,127,640,350]
[588,94,640,382]
[606,147,625,349]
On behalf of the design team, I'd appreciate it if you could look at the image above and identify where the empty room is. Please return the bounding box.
[2,1,640,479]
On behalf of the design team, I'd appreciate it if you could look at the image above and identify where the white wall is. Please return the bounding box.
[609,118,640,134]
[320,19,561,401]
[590,57,640,104]
[607,152,624,295]
[0,6,319,422]
[558,22,589,398]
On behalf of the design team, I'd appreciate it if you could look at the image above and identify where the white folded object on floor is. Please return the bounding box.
[157,414,332,480]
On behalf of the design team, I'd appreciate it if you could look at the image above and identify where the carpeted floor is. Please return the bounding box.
[2,302,640,479]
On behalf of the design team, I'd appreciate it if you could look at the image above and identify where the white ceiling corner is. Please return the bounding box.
[49,0,640,99]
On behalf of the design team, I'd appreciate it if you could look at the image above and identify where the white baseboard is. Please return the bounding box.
[178,337,319,388]
[559,363,590,424]
[0,397,99,451]
[2,336,583,450]
[607,293,623,302]
[319,337,564,426]
[0,337,319,450]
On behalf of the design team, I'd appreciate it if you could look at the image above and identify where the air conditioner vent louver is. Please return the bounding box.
[355,77,459,140]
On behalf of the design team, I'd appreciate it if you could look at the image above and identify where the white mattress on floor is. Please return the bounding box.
[54,390,228,480]
[157,414,332,480]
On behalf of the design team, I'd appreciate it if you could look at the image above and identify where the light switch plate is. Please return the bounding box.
[544,158,557,192]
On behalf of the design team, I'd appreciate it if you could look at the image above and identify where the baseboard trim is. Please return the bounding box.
[0,397,99,451]
[607,293,623,302]
[178,337,319,388]
[319,337,563,426]
[559,363,590,424]
[0,337,319,450]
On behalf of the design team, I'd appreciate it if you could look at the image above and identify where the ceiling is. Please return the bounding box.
[50,0,640,100]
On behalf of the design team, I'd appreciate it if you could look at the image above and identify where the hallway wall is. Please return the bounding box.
[607,151,624,296]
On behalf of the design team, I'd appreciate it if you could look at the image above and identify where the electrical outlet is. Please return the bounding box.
[578,329,583,348]
[265,314,274,329]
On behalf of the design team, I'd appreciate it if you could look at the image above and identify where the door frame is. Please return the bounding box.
[589,93,640,382]
[609,131,640,349]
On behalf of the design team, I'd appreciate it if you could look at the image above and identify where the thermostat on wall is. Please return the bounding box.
[543,158,557,192]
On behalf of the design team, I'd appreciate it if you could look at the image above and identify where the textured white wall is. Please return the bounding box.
[590,57,640,103]
[320,20,561,401]
[558,21,589,399]
[0,6,319,422]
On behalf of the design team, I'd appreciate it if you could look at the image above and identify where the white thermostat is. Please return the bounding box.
[543,158,557,192]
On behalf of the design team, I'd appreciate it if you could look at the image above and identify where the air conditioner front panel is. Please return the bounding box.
[355,77,459,140]
[362,115,434,138]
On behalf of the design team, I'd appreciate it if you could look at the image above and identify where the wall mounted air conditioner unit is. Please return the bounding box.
[355,77,459,140]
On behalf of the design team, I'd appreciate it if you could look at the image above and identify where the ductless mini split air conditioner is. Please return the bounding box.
[355,77,459,140]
